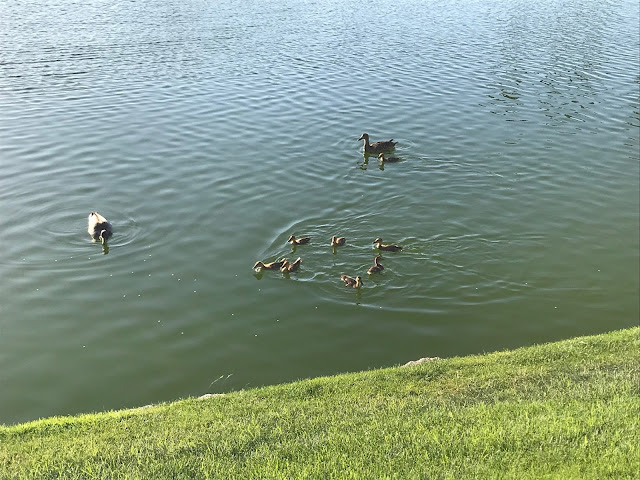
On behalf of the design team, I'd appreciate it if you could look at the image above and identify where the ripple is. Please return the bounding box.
[0,207,148,268]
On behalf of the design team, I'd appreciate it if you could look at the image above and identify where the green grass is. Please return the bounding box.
[1,327,638,479]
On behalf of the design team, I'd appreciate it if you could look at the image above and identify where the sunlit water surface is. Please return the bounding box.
[0,0,638,424]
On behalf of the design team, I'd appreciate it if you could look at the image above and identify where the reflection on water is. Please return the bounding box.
[0,0,638,425]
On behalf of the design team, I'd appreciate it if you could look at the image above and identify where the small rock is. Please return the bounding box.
[403,357,440,367]
[198,393,225,400]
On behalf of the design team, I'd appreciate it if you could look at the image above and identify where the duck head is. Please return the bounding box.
[99,229,110,245]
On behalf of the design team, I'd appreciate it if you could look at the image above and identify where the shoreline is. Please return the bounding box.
[1,327,638,479]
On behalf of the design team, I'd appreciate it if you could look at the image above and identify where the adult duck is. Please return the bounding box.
[280,257,302,273]
[359,133,396,154]
[330,235,346,247]
[373,237,403,252]
[367,256,384,274]
[287,235,311,245]
[340,274,363,288]
[253,258,287,271]
[87,211,113,245]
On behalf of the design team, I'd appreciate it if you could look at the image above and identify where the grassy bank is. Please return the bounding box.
[1,328,638,479]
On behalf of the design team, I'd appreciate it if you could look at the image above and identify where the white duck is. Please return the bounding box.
[88,211,113,245]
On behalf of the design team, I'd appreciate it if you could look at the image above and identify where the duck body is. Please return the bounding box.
[288,235,311,245]
[378,153,401,163]
[88,211,113,245]
[280,257,302,273]
[373,237,403,252]
[367,256,384,274]
[254,258,286,271]
[341,274,363,288]
[359,133,396,154]
[330,235,346,247]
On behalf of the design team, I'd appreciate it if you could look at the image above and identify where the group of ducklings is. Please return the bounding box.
[253,234,403,290]
[253,134,404,289]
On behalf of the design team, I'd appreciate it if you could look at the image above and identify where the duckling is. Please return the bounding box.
[341,274,363,288]
[378,153,401,163]
[280,257,302,273]
[358,133,396,154]
[253,258,286,271]
[287,235,311,245]
[330,235,346,247]
[87,211,113,245]
[373,237,403,252]
[367,256,384,274]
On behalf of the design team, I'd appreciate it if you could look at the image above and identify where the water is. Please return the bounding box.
[0,0,637,425]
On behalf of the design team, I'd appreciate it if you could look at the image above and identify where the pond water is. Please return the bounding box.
[0,0,638,425]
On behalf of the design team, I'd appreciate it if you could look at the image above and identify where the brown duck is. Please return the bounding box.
[280,257,302,273]
[330,235,346,247]
[367,256,384,274]
[253,258,287,271]
[378,153,401,163]
[340,274,363,288]
[288,235,311,245]
[373,238,403,252]
[359,133,396,154]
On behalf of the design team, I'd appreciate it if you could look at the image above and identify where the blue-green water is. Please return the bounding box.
[0,0,638,425]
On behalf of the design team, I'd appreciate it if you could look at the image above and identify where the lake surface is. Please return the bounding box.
[0,0,638,425]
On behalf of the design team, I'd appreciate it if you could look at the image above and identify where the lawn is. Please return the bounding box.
[1,327,638,479]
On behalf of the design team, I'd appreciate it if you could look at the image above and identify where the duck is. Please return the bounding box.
[330,235,346,247]
[253,258,287,271]
[340,274,363,288]
[287,235,311,245]
[280,257,302,273]
[87,211,113,245]
[378,153,401,163]
[367,256,384,274]
[358,133,396,154]
[373,237,403,252]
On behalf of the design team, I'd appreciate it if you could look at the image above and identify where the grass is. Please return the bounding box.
[1,327,638,479]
